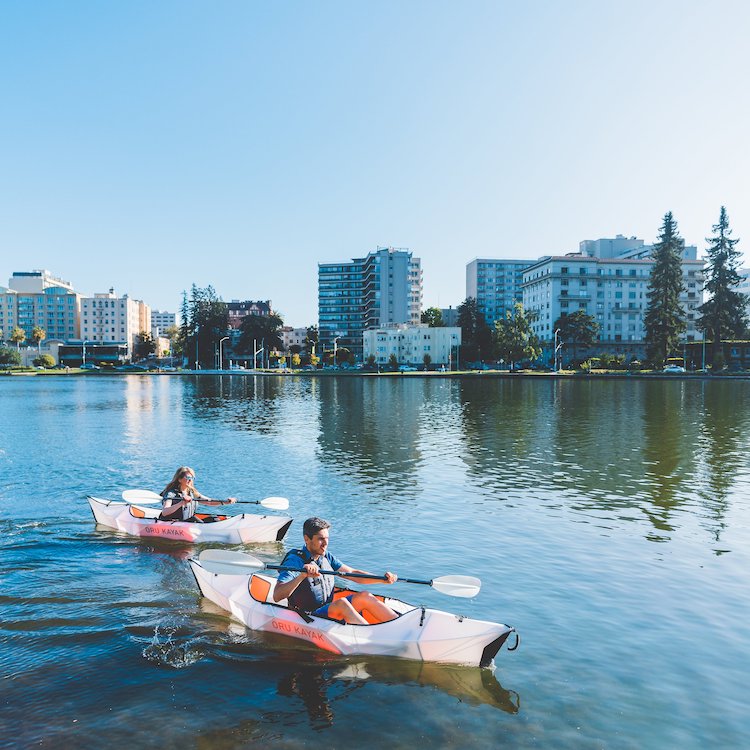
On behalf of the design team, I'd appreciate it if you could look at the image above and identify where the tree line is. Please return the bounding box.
[422,208,748,370]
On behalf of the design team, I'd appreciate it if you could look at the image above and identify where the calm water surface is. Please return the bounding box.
[2,375,749,749]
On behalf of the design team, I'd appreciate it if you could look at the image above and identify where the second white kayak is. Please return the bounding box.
[87,496,293,543]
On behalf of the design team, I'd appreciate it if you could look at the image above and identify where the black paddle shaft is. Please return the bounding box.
[266,564,431,586]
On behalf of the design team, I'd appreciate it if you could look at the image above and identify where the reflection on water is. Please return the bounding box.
[2,375,750,749]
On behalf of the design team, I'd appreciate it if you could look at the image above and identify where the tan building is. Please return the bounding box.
[79,289,151,357]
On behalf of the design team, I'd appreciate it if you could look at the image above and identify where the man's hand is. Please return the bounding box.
[384,571,398,584]
[303,562,321,578]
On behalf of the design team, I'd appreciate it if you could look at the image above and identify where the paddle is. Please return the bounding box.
[121,489,289,511]
[198,549,481,598]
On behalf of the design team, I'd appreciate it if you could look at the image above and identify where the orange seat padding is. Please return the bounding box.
[249,575,272,602]
[129,506,147,518]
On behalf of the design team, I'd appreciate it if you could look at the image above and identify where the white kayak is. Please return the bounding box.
[188,557,518,667]
[87,496,293,543]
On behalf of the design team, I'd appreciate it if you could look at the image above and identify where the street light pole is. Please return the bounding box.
[218,336,229,370]
[554,329,564,372]
[82,340,87,367]
[333,336,339,366]
[195,326,200,370]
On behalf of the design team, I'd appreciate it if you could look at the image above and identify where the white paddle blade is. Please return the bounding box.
[259,496,289,510]
[122,489,163,504]
[199,549,265,576]
[431,575,482,598]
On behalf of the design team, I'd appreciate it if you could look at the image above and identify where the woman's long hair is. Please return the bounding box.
[161,466,199,498]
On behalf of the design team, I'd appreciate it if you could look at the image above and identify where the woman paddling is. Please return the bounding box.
[159,466,236,523]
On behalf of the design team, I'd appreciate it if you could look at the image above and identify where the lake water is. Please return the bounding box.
[2,374,749,749]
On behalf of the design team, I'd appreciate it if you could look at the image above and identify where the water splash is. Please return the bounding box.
[141,623,206,669]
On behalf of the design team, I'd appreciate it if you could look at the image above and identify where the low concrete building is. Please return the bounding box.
[363,324,461,367]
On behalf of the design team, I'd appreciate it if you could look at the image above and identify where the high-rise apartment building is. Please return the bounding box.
[1,270,81,342]
[466,259,534,325]
[151,311,176,337]
[79,289,150,356]
[318,247,422,360]
[522,236,704,355]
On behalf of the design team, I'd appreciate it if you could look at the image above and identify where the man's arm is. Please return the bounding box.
[273,562,320,602]
[337,563,397,585]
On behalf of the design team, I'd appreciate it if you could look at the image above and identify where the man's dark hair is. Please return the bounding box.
[303,517,331,539]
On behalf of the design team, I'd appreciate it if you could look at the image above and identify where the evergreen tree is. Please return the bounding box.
[644,212,687,367]
[698,206,747,365]
[494,302,542,370]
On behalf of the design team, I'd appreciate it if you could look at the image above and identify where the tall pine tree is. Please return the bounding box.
[698,206,747,366]
[644,212,686,367]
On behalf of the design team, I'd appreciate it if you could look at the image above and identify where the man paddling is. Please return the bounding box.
[273,517,399,624]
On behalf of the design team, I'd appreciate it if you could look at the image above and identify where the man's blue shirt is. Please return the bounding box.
[277,547,344,612]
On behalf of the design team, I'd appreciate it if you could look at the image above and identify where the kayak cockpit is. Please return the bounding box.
[247,573,416,622]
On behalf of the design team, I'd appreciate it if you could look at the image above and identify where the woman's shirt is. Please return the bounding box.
[161,490,197,521]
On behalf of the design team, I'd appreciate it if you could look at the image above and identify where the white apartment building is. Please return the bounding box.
[466,258,534,325]
[79,289,151,356]
[151,310,176,337]
[363,323,461,367]
[522,236,704,352]
[281,326,308,352]
[1,270,81,342]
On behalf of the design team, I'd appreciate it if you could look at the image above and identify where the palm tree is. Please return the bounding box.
[10,326,25,351]
[32,326,46,355]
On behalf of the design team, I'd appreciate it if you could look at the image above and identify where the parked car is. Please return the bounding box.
[80,363,99,370]
[663,365,686,373]
[399,365,418,372]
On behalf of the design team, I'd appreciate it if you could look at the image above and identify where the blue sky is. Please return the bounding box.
[1,1,748,326]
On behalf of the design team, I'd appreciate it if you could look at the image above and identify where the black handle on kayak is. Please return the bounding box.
[266,564,428,585]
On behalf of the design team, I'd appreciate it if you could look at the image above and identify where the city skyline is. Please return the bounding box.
[2,1,748,326]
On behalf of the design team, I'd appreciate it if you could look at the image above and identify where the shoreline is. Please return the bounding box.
[2,368,749,381]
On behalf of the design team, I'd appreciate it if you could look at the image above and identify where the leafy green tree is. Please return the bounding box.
[184,285,229,369]
[33,354,55,368]
[10,326,25,351]
[421,307,444,327]
[163,324,183,358]
[0,346,22,366]
[494,302,542,370]
[365,354,376,369]
[291,352,301,368]
[457,297,493,362]
[0,327,4,342]
[644,212,687,367]
[698,207,748,366]
[237,312,284,363]
[31,326,46,354]
[388,353,398,370]
[135,331,157,358]
[553,310,600,364]
[422,353,432,370]
[334,346,351,365]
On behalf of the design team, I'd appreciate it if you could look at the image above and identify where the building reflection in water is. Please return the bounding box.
[455,377,750,545]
